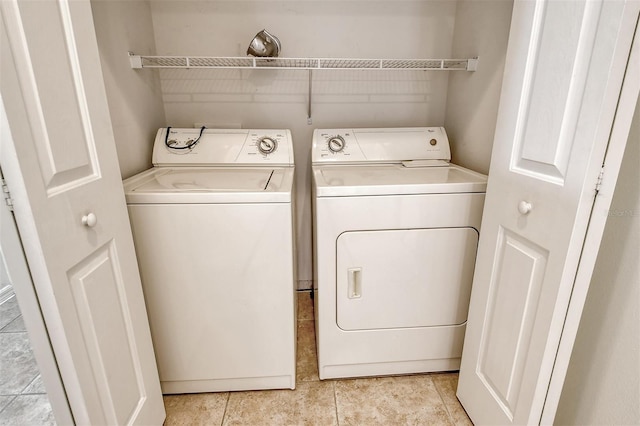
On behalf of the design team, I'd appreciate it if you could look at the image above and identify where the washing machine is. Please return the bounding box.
[312,127,487,380]
[123,127,297,393]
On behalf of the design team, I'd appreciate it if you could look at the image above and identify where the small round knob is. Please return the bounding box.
[257,137,277,154]
[328,136,346,153]
[518,201,532,215]
[82,213,97,227]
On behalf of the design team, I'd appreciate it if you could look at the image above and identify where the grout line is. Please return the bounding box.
[19,374,41,395]
[0,395,17,417]
[432,375,456,426]
[1,315,25,333]
[20,372,47,395]
[332,380,339,425]
[219,392,231,426]
[0,314,22,333]
[0,329,28,334]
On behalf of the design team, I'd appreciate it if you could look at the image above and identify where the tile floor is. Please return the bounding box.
[163,291,473,426]
[0,295,55,426]
[0,292,472,425]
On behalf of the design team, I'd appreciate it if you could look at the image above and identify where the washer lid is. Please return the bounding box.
[313,164,487,197]
[124,166,294,203]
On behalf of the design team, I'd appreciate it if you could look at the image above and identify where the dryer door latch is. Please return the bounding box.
[347,267,362,299]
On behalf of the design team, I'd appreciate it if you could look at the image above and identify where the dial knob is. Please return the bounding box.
[257,137,278,154]
[327,135,346,153]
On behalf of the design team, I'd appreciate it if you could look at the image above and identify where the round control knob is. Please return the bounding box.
[328,135,346,153]
[257,137,278,155]
[82,212,97,227]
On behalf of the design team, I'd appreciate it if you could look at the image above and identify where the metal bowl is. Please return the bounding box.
[247,29,281,57]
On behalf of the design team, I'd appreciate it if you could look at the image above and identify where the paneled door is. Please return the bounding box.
[0,0,164,424]
[457,1,640,424]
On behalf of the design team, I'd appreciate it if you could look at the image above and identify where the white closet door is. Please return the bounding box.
[457,1,640,424]
[0,0,164,424]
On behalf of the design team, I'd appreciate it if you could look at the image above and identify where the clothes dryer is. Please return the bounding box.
[312,127,486,379]
[124,128,296,393]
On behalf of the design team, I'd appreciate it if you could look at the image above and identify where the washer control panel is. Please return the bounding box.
[312,127,451,164]
[153,128,294,166]
[313,130,366,162]
[237,131,291,163]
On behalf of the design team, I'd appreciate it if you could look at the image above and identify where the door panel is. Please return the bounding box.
[516,1,598,183]
[336,227,478,331]
[457,1,639,424]
[477,228,548,419]
[12,0,99,191]
[68,242,145,425]
[0,0,164,424]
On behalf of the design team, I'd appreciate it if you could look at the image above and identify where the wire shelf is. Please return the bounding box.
[129,54,478,71]
[128,53,479,124]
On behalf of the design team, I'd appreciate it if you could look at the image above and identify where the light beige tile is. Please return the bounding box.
[0,297,22,330]
[163,393,228,426]
[296,320,319,382]
[223,381,337,426]
[22,374,46,394]
[335,375,453,426]
[297,291,314,321]
[432,373,473,426]
[1,315,26,333]
[0,394,54,426]
[0,396,15,414]
[296,321,316,355]
[0,333,40,394]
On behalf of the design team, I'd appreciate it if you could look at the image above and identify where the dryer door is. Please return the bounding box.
[336,227,479,331]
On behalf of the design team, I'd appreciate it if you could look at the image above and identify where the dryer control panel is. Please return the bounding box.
[153,128,294,166]
[312,127,451,164]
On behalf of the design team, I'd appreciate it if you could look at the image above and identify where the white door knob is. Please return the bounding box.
[82,212,97,227]
[518,201,532,215]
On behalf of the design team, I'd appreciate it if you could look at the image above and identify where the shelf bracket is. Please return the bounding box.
[467,57,479,71]
[128,52,143,69]
[307,69,313,125]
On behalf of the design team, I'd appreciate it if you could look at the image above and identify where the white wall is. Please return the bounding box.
[91,0,167,179]
[555,96,640,425]
[445,0,513,174]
